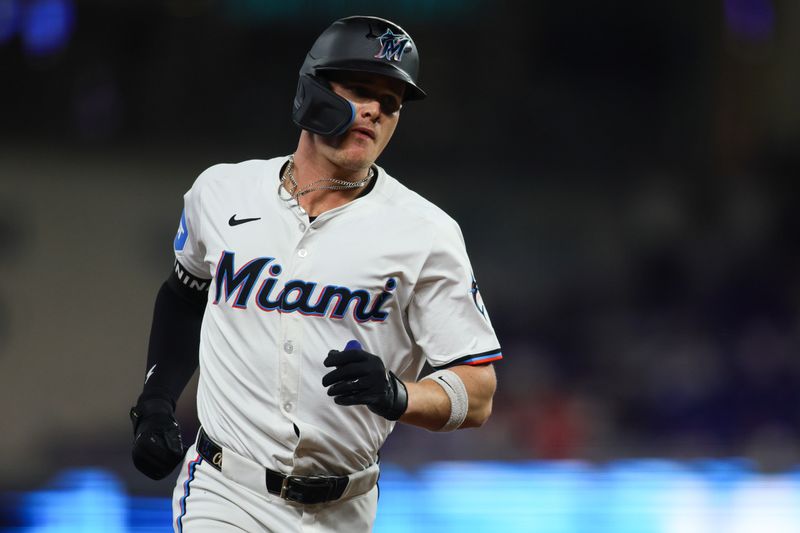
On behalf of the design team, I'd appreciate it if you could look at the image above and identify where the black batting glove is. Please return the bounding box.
[322,340,408,421]
[129,397,185,480]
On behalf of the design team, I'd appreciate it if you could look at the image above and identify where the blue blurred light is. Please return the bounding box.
[21,0,74,56]
[0,0,18,44]
[724,0,776,41]
[22,468,127,532]
[126,496,172,532]
[10,462,800,532]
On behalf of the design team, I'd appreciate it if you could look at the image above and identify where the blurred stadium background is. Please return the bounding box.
[2,0,800,531]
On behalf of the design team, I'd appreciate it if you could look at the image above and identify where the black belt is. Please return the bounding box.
[196,428,349,505]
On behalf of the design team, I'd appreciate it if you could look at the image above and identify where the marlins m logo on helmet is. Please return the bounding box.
[374,29,410,61]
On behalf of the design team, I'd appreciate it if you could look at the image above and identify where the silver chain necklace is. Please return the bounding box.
[280,155,374,200]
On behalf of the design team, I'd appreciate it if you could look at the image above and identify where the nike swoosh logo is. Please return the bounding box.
[229,215,261,226]
[437,376,454,391]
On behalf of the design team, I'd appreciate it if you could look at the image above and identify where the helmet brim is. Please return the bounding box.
[315,61,426,101]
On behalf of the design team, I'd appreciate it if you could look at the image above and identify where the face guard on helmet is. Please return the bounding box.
[292,16,426,137]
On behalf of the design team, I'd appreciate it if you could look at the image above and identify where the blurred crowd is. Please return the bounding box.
[381,166,800,468]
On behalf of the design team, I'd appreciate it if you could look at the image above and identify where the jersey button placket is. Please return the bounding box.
[279,236,306,426]
[279,343,299,418]
[279,318,302,425]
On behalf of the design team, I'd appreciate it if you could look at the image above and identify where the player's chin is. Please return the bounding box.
[344,133,376,150]
[336,145,379,170]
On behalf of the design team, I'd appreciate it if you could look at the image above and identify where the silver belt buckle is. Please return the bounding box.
[279,476,292,500]
[279,475,336,503]
[280,475,309,502]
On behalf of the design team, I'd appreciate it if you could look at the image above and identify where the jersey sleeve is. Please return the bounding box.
[408,219,502,369]
[173,173,210,279]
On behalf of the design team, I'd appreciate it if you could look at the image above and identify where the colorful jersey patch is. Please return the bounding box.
[174,210,189,252]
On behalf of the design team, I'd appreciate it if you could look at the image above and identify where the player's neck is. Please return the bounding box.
[292,138,372,183]
[288,141,372,218]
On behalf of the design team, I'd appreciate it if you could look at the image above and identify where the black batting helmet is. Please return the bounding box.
[292,16,426,136]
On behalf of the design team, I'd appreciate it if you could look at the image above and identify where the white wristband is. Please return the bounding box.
[421,369,469,432]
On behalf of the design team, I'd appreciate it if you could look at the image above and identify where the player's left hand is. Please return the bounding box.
[322,340,408,421]
[129,398,186,480]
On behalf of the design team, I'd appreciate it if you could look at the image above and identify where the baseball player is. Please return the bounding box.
[129,15,502,532]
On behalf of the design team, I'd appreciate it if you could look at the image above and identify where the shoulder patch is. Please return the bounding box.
[174,210,189,252]
[471,275,487,319]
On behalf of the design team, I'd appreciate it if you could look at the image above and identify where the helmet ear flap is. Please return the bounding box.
[292,75,356,137]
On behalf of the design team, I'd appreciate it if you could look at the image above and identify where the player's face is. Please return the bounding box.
[319,72,405,172]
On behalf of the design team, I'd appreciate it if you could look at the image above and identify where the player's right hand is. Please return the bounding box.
[129,398,185,480]
[322,340,408,421]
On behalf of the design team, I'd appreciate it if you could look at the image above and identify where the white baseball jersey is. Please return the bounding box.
[173,155,501,476]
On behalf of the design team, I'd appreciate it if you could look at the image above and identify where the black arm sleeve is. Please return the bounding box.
[136,261,209,408]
